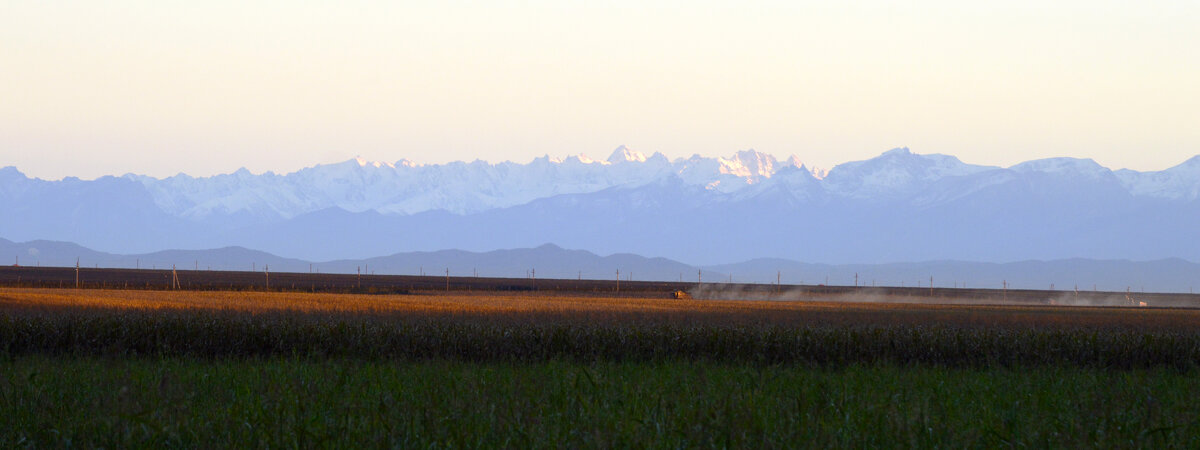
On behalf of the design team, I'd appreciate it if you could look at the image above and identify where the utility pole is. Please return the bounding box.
[531,268,536,290]
[446,268,450,292]
[777,271,781,293]
[136,258,139,270]
[357,266,361,289]
[930,276,934,297]
[616,269,620,293]
[698,269,702,291]
[855,273,858,288]
[75,257,80,289]
[1003,280,1008,302]
[264,265,269,290]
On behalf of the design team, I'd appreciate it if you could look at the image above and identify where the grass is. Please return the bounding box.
[2,358,1199,448]
[4,287,1200,446]
[3,288,1200,368]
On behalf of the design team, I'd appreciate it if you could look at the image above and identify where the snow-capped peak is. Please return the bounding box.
[353,157,393,169]
[785,155,804,169]
[717,150,777,181]
[87,146,1200,224]
[531,154,564,164]
[821,147,991,199]
[783,155,826,179]
[607,145,647,163]
[1114,155,1200,200]
[1010,157,1110,178]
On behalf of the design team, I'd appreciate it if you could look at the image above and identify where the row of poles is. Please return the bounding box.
[30,258,1179,295]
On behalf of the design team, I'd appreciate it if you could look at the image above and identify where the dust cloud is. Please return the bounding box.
[687,284,1157,308]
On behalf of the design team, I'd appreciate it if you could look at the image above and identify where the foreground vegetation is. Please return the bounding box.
[2,288,1200,368]
[3,288,1200,446]
[2,358,1198,448]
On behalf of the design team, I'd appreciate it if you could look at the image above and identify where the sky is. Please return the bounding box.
[2,0,1198,180]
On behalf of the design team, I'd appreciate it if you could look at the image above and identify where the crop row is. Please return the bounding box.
[3,306,1199,368]
[5,358,1200,448]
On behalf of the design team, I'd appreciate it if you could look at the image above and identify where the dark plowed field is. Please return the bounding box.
[1,265,1198,307]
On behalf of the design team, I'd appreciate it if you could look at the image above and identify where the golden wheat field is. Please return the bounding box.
[0,286,963,315]
[0,287,782,315]
[3,286,1199,331]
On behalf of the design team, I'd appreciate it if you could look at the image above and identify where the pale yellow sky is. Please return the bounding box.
[1,1,1197,179]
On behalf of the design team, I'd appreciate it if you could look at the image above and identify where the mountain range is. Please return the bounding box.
[2,147,1200,265]
[3,238,1197,293]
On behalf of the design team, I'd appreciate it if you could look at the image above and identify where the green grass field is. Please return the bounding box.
[3,358,1198,448]
[3,288,1200,446]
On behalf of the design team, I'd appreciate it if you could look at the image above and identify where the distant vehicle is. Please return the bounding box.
[673,290,691,300]
[1126,291,1149,307]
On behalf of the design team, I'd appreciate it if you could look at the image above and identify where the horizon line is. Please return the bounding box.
[5,146,1198,182]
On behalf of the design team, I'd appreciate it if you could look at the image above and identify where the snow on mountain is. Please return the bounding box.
[728,163,825,204]
[1010,157,1114,180]
[718,149,775,180]
[6,146,1200,231]
[785,155,826,179]
[1115,155,1200,200]
[7,147,1200,264]
[606,145,647,163]
[122,146,803,219]
[821,147,994,200]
